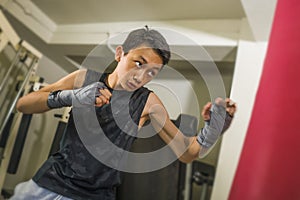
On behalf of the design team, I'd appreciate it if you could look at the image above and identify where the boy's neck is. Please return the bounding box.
[107,72,120,90]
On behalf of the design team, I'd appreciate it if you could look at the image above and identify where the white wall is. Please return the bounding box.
[211,19,268,200]
[36,56,68,83]
[146,73,200,121]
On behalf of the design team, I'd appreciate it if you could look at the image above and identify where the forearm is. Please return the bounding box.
[178,137,201,163]
[156,123,200,163]
[17,81,109,114]
[16,69,92,114]
[16,91,51,114]
[148,100,199,163]
[160,133,200,163]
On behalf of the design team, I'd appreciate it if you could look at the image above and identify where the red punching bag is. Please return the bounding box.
[229,0,300,199]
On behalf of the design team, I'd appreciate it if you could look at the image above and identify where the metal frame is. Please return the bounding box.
[0,8,42,194]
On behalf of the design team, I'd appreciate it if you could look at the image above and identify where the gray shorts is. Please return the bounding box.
[10,179,73,200]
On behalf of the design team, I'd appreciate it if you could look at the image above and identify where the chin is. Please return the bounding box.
[127,88,138,92]
[124,82,139,91]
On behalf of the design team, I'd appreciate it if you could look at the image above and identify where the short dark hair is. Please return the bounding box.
[122,26,171,65]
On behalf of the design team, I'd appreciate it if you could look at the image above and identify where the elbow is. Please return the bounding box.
[179,152,198,163]
[16,99,24,112]
[179,157,191,164]
[16,98,30,114]
[179,143,200,164]
[179,148,208,163]
[179,155,197,164]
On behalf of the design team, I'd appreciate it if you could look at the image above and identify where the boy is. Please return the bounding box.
[12,26,236,200]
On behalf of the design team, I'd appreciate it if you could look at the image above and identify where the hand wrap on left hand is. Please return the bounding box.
[197,103,233,157]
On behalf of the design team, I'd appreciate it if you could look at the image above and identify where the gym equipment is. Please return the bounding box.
[0,9,42,192]
[190,161,215,200]
[7,113,32,174]
[6,81,43,174]
[48,107,71,157]
[229,0,300,199]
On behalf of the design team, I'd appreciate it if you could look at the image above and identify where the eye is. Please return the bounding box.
[135,61,142,68]
[147,70,156,78]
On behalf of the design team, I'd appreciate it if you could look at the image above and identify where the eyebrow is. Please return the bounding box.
[139,56,148,64]
[139,56,162,70]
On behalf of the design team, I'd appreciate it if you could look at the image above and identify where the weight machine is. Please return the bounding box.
[0,9,42,195]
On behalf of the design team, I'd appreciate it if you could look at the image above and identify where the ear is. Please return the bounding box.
[115,46,123,62]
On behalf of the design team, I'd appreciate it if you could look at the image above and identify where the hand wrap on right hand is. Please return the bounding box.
[47,82,106,109]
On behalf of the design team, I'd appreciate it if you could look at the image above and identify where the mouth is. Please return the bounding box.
[126,81,137,90]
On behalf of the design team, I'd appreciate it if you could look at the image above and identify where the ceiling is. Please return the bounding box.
[1,0,255,73]
[31,0,246,24]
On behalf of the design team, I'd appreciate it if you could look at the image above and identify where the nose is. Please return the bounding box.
[133,75,142,84]
[133,72,143,84]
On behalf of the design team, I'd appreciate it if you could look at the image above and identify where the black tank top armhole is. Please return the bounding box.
[82,69,102,87]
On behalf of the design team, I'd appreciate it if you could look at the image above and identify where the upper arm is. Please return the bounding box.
[39,69,87,92]
[144,93,200,163]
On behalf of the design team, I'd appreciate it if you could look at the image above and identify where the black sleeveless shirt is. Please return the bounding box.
[33,70,152,200]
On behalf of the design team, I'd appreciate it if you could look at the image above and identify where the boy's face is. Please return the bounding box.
[115,45,163,91]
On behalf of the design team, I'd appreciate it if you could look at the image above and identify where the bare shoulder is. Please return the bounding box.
[140,92,167,127]
[147,92,163,105]
[144,92,167,115]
